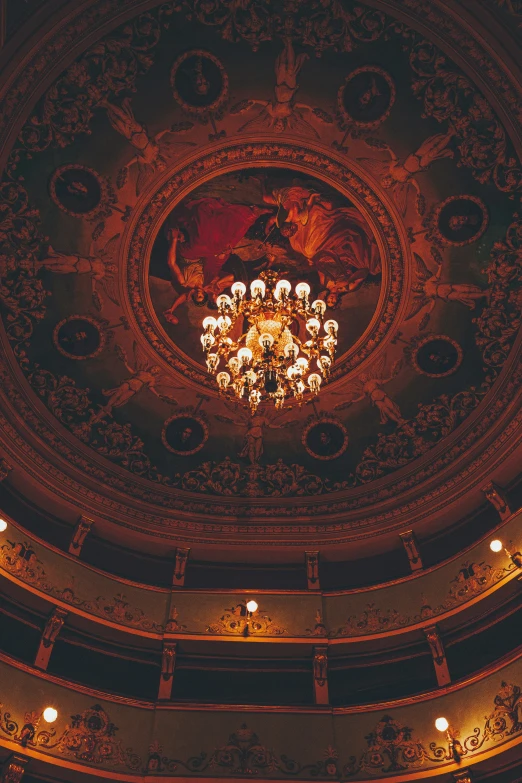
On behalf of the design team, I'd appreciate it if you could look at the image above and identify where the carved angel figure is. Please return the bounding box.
[334,356,404,426]
[233,39,323,138]
[358,130,455,216]
[101,98,195,195]
[215,405,296,464]
[406,253,488,323]
[36,234,120,308]
[91,342,181,422]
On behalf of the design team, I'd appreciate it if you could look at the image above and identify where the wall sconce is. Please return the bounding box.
[490,539,522,568]
[243,600,258,637]
[435,717,463,762]
[0,518,7,532]
[43,707,58,723]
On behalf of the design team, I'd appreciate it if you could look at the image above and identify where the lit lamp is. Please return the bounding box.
[435,717,463,761]
[200,270,339,412]
[246,600,258,615]
[0,518,7,532]
[490,539,522,568]
[43,707,58,723]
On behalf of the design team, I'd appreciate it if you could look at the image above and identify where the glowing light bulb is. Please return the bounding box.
[228,357,240,374]
[306,318,321,334]
[237,347,253,364]
[274,279,291,299]
[250,279,266,298]
[318,355,332,371]
[216,294,232,309]
[216,372,230,389]
[324,319,339,335]
[216,315,231,331]
[435,717,449,733]
[284,343,298,360]
[246,600,258,613]
[201,333,215,349]
[231,281,246,298]
[0,519,6,533]
[43,707,58,724]
[259,332,275,349]
[308,373,322,392]
[295,282,310,299]
[244,369,257,385]
[206,353,220,372]
[202,316,217,331]
[295,357,309,373]
[312,299,326,315]
[490,539,503,553]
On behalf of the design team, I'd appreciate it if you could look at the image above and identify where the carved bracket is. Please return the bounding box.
[0,457,13,482]
[424,624,451,687]
[34,607,67,670]
[68,515,94,556]
[313,645,329,705]
[399,530,423,571]
[1,755,28,783]
[158,642,177,700]
[172,547,190,587]
[482,481,512,520]
[305,551,320,590]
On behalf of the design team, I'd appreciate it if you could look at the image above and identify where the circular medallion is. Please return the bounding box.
[53,316,106,360]
[170,50,228,115]
[49,165,105,217]
[432,195,488,246]
[337,66,396,131]
[413,335,463,378]
[302,415,348,461]
[162,412,209,455]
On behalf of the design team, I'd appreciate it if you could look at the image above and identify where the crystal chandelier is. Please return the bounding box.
[200,271,338,412]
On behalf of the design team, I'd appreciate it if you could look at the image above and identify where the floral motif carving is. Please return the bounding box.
[344,715,426,775]
[207,604,286,636]
[336,604,411,637]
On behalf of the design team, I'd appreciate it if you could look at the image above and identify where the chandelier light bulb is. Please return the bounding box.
[244,369,257,385]
[295,356,309,373]
[259,332,275,349]
[216,371,230,389]
[306,317,321,334]
[228,357,240,373]
[490,539,503,553]
[201,332,215,349]
[287,365,299,379]
[216,315,231,331]
[296,379,306,395]
[231,281,246,298]
[206,353,220,372]
[308,373,322,392]
[216,294,232,309]
[295,282,311,299]
[274,279,292,299]
[246,600,258,613]
[435,717,449,733]
[324,319,339,335]
[318,355,332,370]
[312,299,326,316]
[250,279,266,298]
[237,347,253,364]
[0,519,6,532]
[202,316,217,331]
[284,342,298,360]
[43,707,58,724]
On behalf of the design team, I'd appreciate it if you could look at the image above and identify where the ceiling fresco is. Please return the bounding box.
[0,0,521,526]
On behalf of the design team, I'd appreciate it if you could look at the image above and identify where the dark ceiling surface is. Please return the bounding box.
[0,0,521,546]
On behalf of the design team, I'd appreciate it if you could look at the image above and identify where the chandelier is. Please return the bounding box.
[200,271,338,412]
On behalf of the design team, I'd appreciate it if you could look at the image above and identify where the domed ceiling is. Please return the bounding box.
[0,0,521,541]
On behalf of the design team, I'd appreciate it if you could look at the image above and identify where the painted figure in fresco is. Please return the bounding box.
[334,357,404,426]
[406,253,488,323]
[358,130,455,216]
[101,98,195,195]
[236,39,320,138]
[216,406,296,464]
[91,342,181,422]
[262,185,380,303]
[36,234,121,306]
[163,198,271,324]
